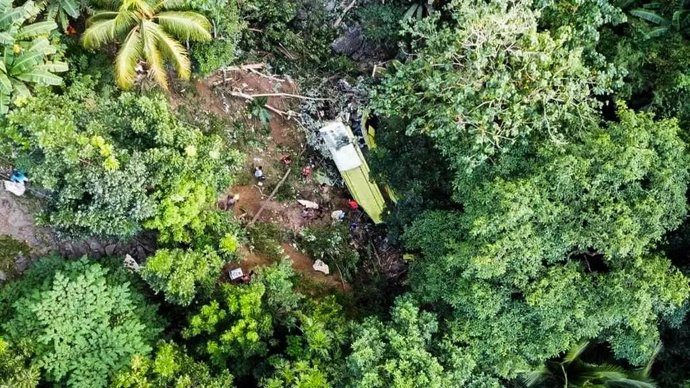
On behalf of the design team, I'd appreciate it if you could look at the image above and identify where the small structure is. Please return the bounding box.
[229,268,244,281]
[320,122,386,223]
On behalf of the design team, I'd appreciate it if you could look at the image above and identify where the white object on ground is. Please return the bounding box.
[123,254,140,272]
[229,268,244,280]
[313,259,330,275]
[297,199,319,209]
[331,210,345,221]
[3,180,25,196]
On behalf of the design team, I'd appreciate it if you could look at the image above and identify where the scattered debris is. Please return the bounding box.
[297,199,319,209]
[229,267,244,280]
[313,259,330,275]
[3,180,25,196]
[124,254,140,272]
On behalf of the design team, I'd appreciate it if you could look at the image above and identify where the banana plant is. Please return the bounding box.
[0,0,68,115]
[624,0,690,37]
[36,0,88,31]
[403,0,435,21]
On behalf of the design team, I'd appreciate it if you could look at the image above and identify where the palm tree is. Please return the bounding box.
[522,342,659,388]
[81,0,212,90]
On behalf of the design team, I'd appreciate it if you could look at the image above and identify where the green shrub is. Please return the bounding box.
[0,257,162,388]
[0,236,30,278]
[248,222,285,262]
[299,225,359,281]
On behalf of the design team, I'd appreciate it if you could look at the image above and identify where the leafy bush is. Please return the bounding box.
[113,342,234,387]
[248,222,285,262]
[357,3,405,49]
[140,247,225,306]
[1,77,242,239]
[299,225,359,281]
[187,0,243,75]
[0,236,30,279]
[0,257,162,388]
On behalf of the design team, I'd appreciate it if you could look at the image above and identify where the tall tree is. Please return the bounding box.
[81,0,212,90]
[372,0,615,181]
[404,107,689,376]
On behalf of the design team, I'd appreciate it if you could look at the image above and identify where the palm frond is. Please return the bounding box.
[142,20,167,90]
[81,17,119,48]
[115,26,142,89]
[563,341,590,364]
[154,0,185,11]
[155,11,211,41]
[148,21,189,80]
[87,11,119,23]
[521,365,551,387]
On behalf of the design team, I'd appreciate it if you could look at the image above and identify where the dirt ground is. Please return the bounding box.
[0,188,55,256]
[189,69,352,291]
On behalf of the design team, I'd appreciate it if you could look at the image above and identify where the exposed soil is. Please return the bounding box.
[0,189,54,256]
[193,69,352,290]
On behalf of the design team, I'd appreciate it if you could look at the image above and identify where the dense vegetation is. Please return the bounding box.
[2,0,690,387]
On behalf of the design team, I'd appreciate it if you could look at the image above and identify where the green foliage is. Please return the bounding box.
[0,0,67,115]
[299,225,359,282]
[0,236,30,279]
[249,96,272,125]
[261,359,330,388]
[368,117,454,242]
[186,0,242,75]
[248,222,285,262]
[37,0,86,31]
[0,257,162,387]
[0,337,40,388]
[81,0,212,90]
[140,247,224,306]
[345,296,491,387]
[112,342,234,388]
[372,0,615,176]
[183,260,301,375]
[263,296,349,386]
[357,3,405,49]
[600,1,690,130]
[523,341,657,388]
[1,78,242,238]
[238,0,352,74]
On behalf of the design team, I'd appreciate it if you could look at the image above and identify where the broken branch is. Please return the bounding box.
[334,0,357,27]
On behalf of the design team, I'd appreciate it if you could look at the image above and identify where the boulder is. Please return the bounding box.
[331,26,365,57]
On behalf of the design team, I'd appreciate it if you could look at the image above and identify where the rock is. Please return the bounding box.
[313,259,330,275]
[105,244,117,256]
[0,271,6,282]
[136,246,146,260]
[88,240,103,255]
[331,26,365,57]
